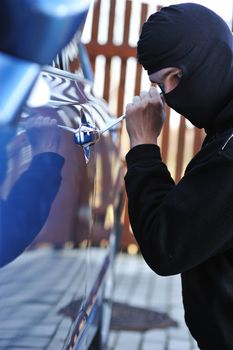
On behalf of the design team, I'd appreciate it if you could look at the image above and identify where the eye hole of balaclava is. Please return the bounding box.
[137,3,233,133]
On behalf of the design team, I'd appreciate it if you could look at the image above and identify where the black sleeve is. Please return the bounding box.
[124,143,233,276]
[0,152,64,267]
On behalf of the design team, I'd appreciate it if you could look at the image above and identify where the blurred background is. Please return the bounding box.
[76,0,233,253]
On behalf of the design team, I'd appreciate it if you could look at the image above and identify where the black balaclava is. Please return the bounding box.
[137,3,233,133]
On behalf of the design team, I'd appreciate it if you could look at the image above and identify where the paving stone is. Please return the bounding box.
[47,338,67,350]
[169,306,185,323]
[142,342,165,350]
[168,338,192,350]
[26,324,58,337]
[107,331,118,349]
[0,339,12,349]
[108,253,195,350]
[0,319,31,329]
[115,331,141,349]
[43,315,64,325]
[190,336,200,350]
[0,251,197,350]
[1,348,30,350]
[144,329,167,343]
[54,318,73,341]
[0,326,57,340]
[167,326,190,341]
[0,336,49,349]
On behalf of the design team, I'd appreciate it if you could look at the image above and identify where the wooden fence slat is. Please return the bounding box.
[86,42,136,59]
[115,1,133,116]
[123,0,132,45]
[161,105,171,162]
[108,0,116,43]
[91,0,101,42]
[134,3,149,96]
[90,56,97,79]
[117,58,127,116]
[140,3,149,36]
[175,116,186,182]
[103,57,111,102]
[134,64,142,96]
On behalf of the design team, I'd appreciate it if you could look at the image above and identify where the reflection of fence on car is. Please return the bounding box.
[82,0,205,251]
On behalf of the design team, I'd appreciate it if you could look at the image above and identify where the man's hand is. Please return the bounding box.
[24,116,61,156]
[125,86,166,148]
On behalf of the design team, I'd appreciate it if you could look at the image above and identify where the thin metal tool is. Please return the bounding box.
[57,114,126,137]
[99,114,126,134]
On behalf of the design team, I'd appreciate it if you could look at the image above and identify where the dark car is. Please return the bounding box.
[0,1,123,349]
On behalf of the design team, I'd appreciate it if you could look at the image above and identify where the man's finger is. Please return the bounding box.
[140,91,148,99]
[126,102,133,112]
[132,96,141,105]
[149,86,160,97]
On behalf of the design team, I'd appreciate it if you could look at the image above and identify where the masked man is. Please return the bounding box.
[124,3,233,350]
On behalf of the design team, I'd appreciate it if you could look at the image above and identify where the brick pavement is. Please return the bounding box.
[0,249,87,349]
[0,249,200,350]
[108,253,200,350]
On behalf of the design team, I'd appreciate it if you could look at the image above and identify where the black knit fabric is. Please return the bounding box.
[125,3,233,349]
[125,132,233,349]
[137,3,233,133]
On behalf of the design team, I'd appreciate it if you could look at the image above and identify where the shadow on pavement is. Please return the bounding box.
[110,302,178,331]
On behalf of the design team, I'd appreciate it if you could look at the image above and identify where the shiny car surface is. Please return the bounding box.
[0,67,122,350]
[0,2,122,349]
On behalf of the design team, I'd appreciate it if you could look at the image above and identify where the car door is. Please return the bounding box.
[0,63,122,349]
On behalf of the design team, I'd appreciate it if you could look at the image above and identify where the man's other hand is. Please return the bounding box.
[24,116,61,156]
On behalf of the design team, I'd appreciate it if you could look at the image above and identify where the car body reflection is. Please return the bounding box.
[0,67,122,349]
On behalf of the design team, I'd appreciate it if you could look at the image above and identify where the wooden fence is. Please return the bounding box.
[82,0,206,251]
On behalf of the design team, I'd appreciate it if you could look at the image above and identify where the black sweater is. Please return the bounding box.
[125,130,233,350]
